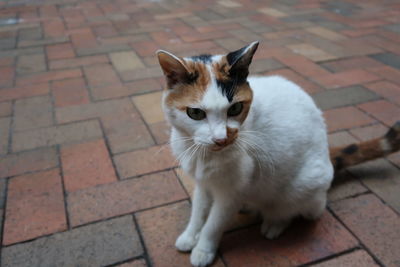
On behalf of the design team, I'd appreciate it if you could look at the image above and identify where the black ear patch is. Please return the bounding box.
[226,46,248,66]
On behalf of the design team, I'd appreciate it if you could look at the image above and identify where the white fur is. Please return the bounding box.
[164,74,333,267]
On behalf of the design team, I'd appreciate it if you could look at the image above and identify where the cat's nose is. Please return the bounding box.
[213,138,228,146]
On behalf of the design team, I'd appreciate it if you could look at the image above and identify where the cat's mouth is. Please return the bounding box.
[210,139,236,151]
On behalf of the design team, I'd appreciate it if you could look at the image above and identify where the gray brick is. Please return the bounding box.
[348,159,400,213]
[383,23,400,34]
[0,117,10,155]
[312,86,380,110]
[0,178,6,209]
[370,52,400,70]
[18,36,68,48]
[18,27,43,41]
[0,147,58,179]
[14,95,53,131]
[12,120,102,152]
[250,58,284,74]
[17,54,46,75]
[1,216,143,267]
[0,101,12,117]
[76,44,131,56]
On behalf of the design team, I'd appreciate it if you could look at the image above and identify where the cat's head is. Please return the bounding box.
[157,41,259,151]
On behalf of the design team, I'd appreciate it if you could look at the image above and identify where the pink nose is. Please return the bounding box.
[213,138,228,146]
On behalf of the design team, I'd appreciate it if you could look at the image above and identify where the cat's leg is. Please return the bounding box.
[176,185,211,252]
[301,190,327,220]
[190,194,238,267]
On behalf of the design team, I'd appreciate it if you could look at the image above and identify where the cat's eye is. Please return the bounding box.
[227,102,243,117]
[187,107,206,120]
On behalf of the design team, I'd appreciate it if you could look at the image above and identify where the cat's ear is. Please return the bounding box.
[226,41,259,71]
[157,50,191,88]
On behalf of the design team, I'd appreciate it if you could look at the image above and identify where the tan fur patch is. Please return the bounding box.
[233,83,253,123]
[226,127,239,145]
[212,57,230,82]
[165,60,210,109]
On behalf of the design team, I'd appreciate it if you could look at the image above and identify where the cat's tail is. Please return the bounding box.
[330,121,400,172]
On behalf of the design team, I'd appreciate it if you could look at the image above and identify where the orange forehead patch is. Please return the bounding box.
[165,59,210,109]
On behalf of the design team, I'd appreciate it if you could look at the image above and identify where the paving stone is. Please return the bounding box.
[51,77,90,107]
[18,36,69,48]
[14,95,53,131]
[370,52,400,70]
[0,66,14,88]
[220,212,358,267]
[3,169,66,245]
[0,83,50,102]
[16,69,82,86]
[275,54,330,78]
[324,106,375,132]
[110,51,145,72]
[149,121,170,145]
[132,91,164,124]
[76,43,131,56]
[17,53,46,74]
[2,216,143,267]
[267,68,323,94]
[84,63,120,88]
[286,43,336,61]
[312,86,380,110]
[0,101,12,117]
[0,178,6,209]
[349,123,388,141]
[384,23,400,34]
[0,117,10,155]
[56,98,155,153]
[49,54,109,70]
[305,26,346,41]
[12,120,102,152]
[18,27,42,41]
[215,37,246,51]
[328,130,358,147]
[328,171,368,202]
[120,66,163,82]
[136,201,225,267]
[114,145,177,178]
[347,159,400,213]
[364,81,400,106]
[0,147,58,178]
[358,100,400,127]
[61,139,117,192]
[250,58,284,73]
[331,194,400,267]
[46,43,75,60]
[68,171,187,226]
[313,250,378,267]
[0,47,43,58]
[314,69,380,89]
[116,259,147,267]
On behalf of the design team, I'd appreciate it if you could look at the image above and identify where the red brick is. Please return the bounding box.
[331,194,400,267]
[151,31,180,45]
[358,100,400,126]
[83,64,121,88]
[49,55,109,70]
[114,145,177,179]
[341,28,378,38]
[322,57,385,73]
[266,68,323,94]
[0,101,12,117]
[274,54,330,78]
[324,106,375,132]
[0,83,50,102]
[0,57,14,67]
[364,81,400,106]
[43,19,65,38]
[116,259,147,267]
[349,123,388,141]
[93,24,118,38]
[368,66,400,85]
[0,148,58,178]
[131,40,161,57]
[70,28,97,49]
[0,67,14,88]
[16,69,82,86]
[314,70,381,89]
[3,169,67,245]
[220,212,357,267]
[52,77,90,107]
[46,43,75,60]
[61,139,117,192]
[136,201,225,267]
[313,250,378,267]
[67,171,187,226]
[149,121,170,145]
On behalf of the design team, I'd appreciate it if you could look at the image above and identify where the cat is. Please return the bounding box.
[156,41,400,267]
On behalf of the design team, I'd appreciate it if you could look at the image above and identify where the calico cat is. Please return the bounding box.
[156,41,400,267]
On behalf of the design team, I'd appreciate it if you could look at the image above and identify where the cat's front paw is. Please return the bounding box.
[261,221,289,240]
[190,246,216,267]
[175,232,198,252]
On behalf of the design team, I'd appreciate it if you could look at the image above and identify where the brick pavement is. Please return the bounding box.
[0,0,399,266]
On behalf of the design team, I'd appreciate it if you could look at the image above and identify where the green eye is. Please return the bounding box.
[187,107,206,120]
[227,102,243,117]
